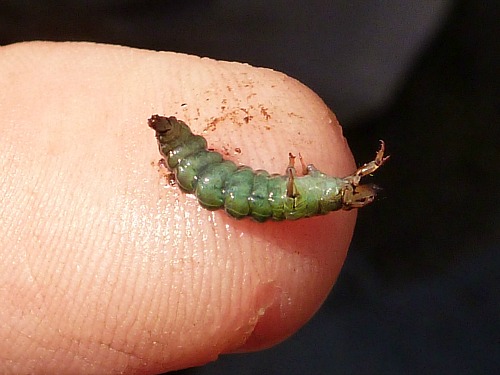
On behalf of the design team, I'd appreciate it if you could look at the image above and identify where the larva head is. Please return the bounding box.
[148,115,196,156]
[341,184,380,210]
[148,115,183,140]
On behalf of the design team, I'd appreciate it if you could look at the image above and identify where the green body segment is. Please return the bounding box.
[290,174,344,219]
[223,167,254,218]
[195,160,238,210]
[151,116,346,221]
[176,151,223,192]
[266,175,288,221]
[167,135,207,170]
[248,170,273,222]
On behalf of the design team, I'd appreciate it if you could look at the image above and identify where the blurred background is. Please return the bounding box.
[2,0,498,373]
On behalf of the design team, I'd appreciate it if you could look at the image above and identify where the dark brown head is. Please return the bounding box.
[148,115,177,133]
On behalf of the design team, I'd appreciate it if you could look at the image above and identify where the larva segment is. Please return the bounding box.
[195,160,238,210]
[223,167,254,219]
[176,151,223,193]
[267,175,288,221]
[148,115,388,222]
[248,170,273,222]
[167,135,207,170]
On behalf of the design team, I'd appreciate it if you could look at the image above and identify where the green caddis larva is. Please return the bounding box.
[148,115,388,222]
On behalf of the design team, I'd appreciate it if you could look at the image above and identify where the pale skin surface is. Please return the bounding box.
[0,42,357,374]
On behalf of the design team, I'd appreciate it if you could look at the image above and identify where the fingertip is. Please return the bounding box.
[215,211,356,354]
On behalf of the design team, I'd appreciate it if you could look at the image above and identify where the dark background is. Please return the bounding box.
[2,1,498,373]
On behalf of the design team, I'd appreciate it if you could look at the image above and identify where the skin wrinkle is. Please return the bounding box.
[218,226,252,351]
[214,224,280,351]
[60,340,131,374]
[10,173,62,360]
[115,275,148,357]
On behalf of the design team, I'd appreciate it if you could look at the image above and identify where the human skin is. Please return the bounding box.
[0,42,357,374]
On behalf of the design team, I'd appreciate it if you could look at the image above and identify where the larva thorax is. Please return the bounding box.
[148,115,388,222]
[290,173,345,217]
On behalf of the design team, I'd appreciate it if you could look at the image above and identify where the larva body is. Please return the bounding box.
[148,115,388,222]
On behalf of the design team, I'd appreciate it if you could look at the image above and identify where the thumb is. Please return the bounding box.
[0,42,356,373]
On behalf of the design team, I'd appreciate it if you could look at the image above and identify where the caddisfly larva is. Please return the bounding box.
[148,115,388,222]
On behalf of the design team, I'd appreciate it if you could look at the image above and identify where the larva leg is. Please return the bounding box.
[298,153,320,175]
[158,158,168,170]
[286,153,299,198]
[157,158,176,186]
[344,140,389,186]
[298,153,308,175]
[341,140,388,210]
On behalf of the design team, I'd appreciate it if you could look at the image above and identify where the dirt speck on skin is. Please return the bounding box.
[202,103,274,133]
[167,173,176,186]
[260,106,271,120]
[151,158,177,187]
[204,117,221,132]
[287,112,304,119]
